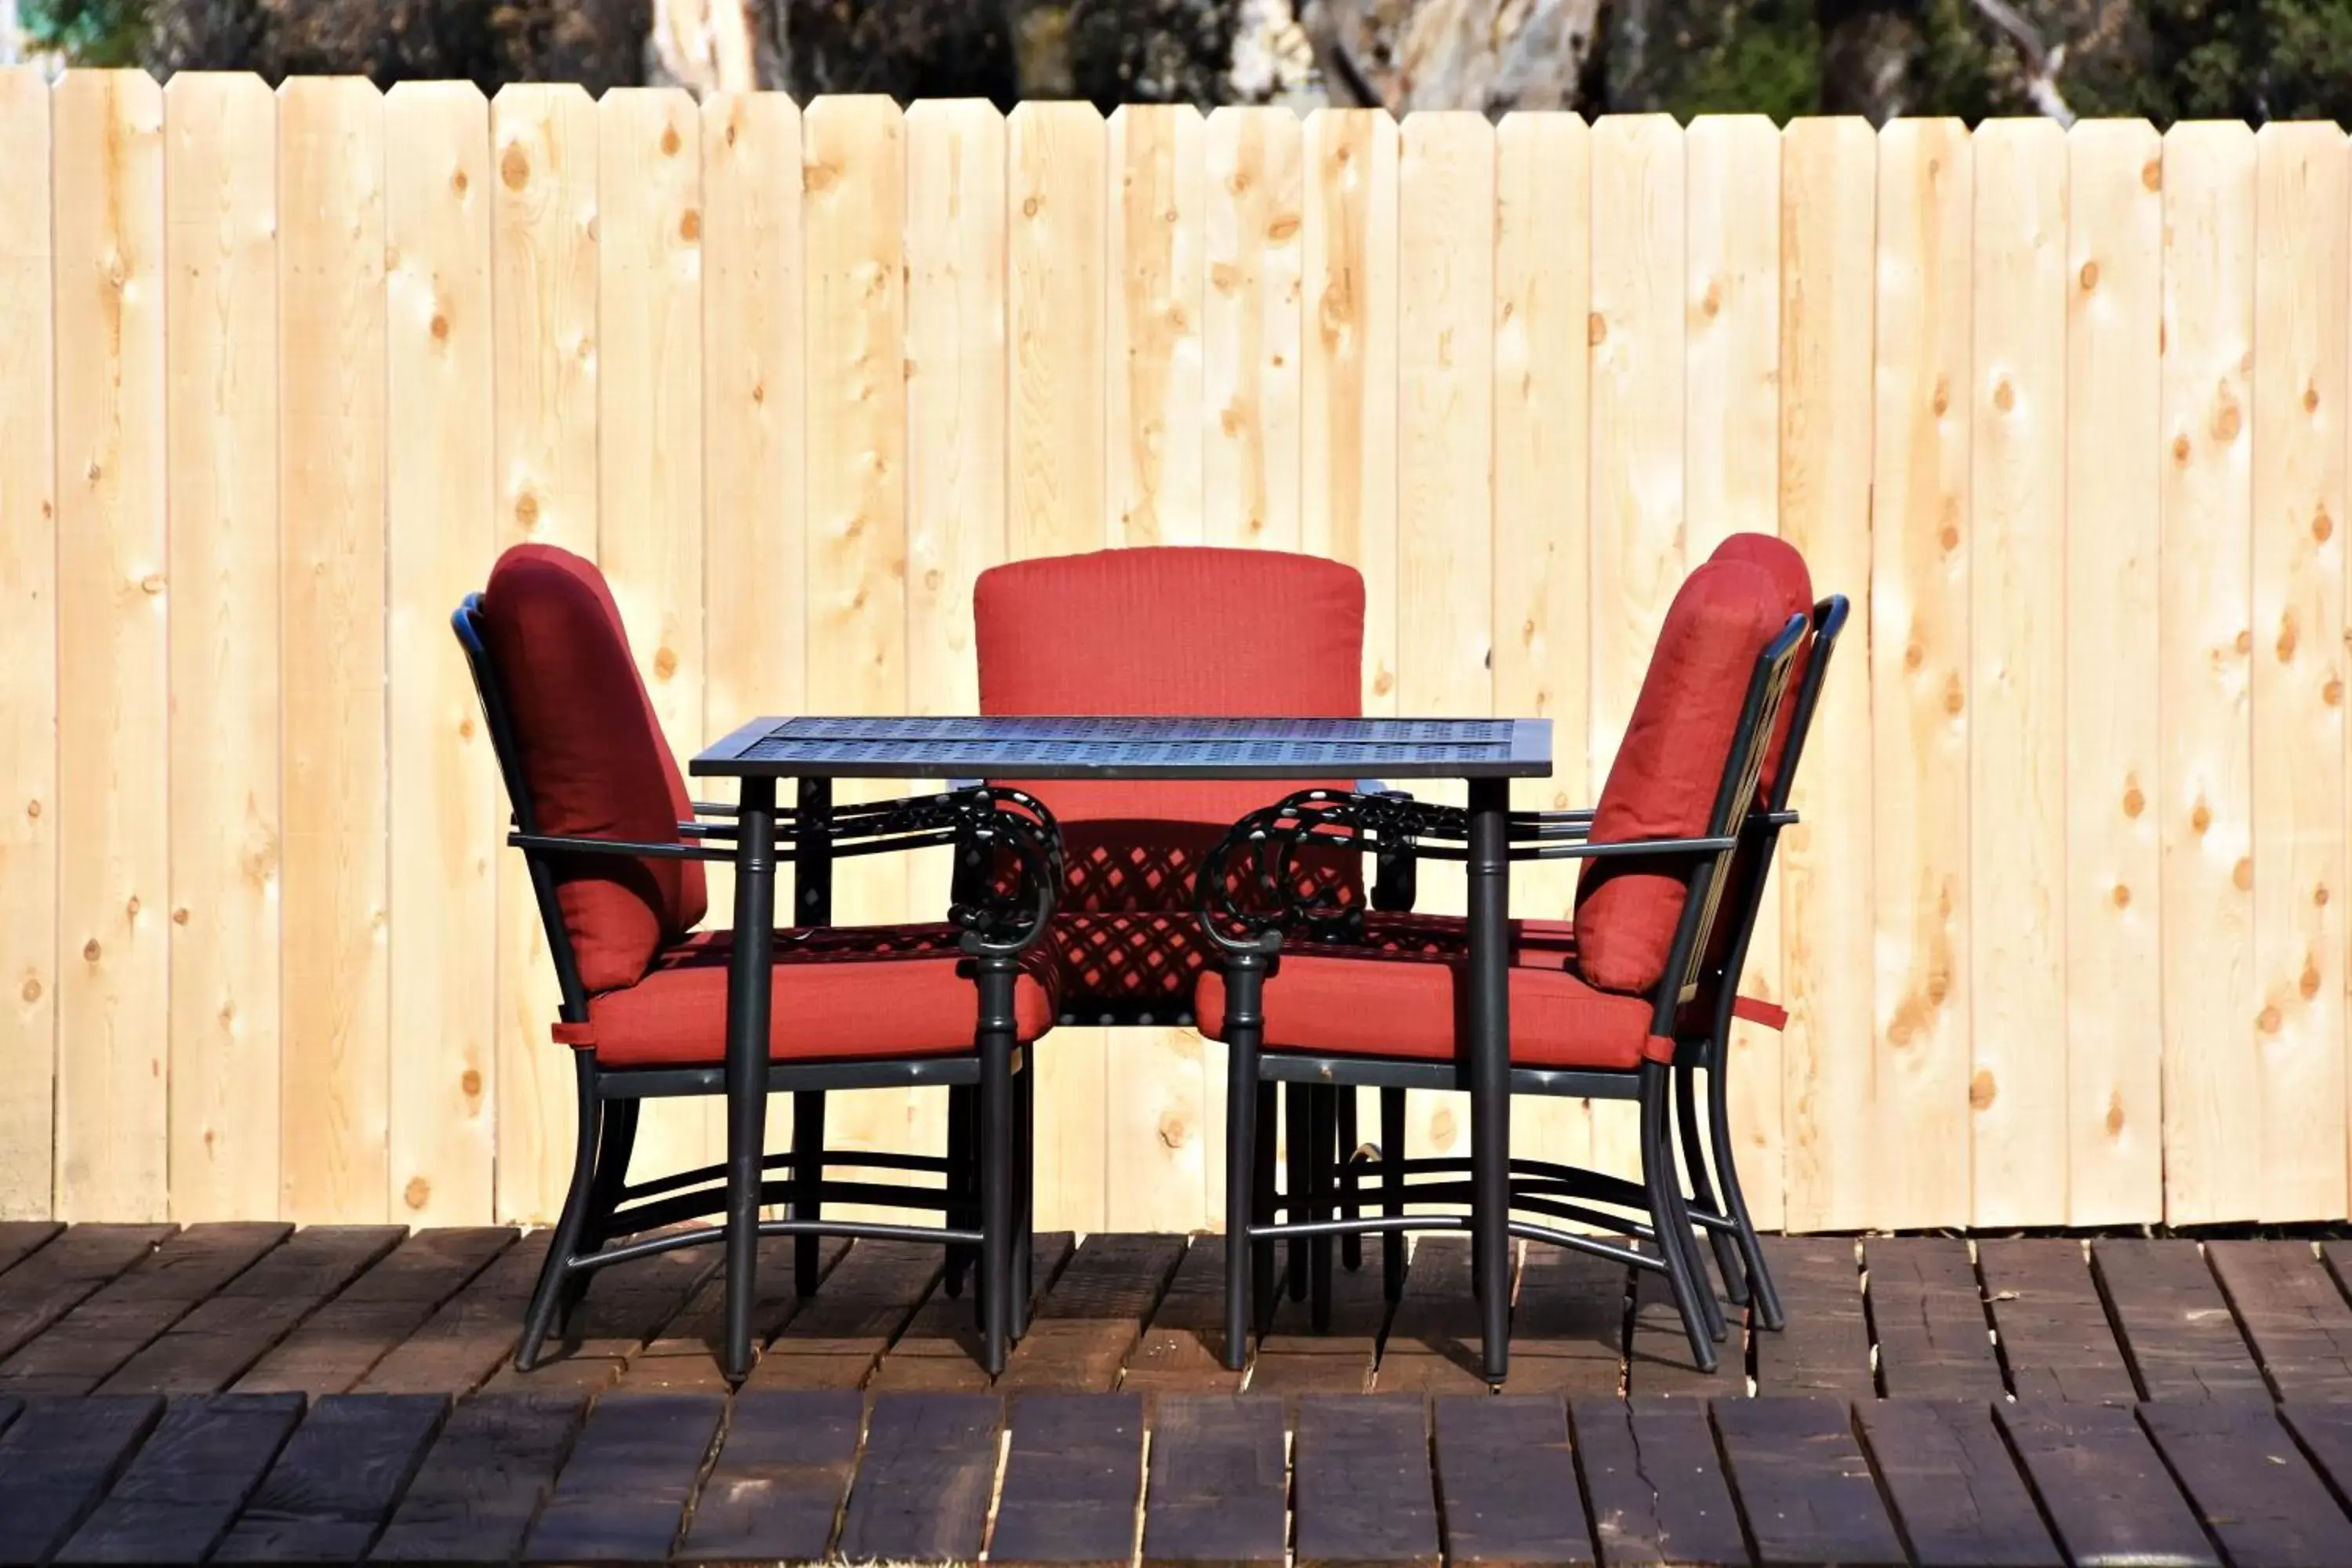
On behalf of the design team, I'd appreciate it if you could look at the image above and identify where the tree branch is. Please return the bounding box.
[1966,0,2076,123]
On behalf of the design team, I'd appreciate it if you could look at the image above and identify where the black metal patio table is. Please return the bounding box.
[691,714,1554,1379]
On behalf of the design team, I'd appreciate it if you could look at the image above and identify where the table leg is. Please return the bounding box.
[723,776,779,1381]
[1466,776,1512,1384]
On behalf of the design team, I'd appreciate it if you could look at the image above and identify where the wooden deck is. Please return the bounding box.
[7,1225,2352,1564]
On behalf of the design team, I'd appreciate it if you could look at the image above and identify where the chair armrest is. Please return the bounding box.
[510,830,734,862]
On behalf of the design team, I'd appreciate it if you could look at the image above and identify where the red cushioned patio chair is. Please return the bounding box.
[1196,552,1837,1377]
[454,544,1062,1378]
[1281,534,1844,1334]
[968,546,1398,1307]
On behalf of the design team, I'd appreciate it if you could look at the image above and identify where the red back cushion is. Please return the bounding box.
[480,544,707,993]
[1708,532,1813,800]
[1693,533,1814,982]
[975,546,1366,915]
[1573,558,1791,995]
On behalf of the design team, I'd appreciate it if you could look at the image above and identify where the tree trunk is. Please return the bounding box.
[1306,0,1604,114]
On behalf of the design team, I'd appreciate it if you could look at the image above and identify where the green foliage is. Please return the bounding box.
[21,0,155,66]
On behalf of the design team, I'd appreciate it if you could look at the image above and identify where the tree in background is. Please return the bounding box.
[19,0,2352,124]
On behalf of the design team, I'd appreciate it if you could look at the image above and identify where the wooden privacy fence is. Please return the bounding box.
[0,70,2346,1235]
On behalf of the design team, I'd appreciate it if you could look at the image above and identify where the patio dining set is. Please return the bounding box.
[453,539,1847,1388]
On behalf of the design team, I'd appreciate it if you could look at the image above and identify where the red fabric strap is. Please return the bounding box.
[1732,994,1788,1031]
[551,1020,597,1048]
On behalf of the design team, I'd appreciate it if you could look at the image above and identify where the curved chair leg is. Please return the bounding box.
[1661,1118,1727,1346]
[1675,1061,1750,1308]
[943,1084,975,1300]
[1284,1086,1312,1302]
[1380,1088,1406,1302]
[1708,1045,1784,1330]
[791,1090,826,1296]
[559,1095,638,1329]
[1639,1061,1718,1374]
[517,1054,602,1372]
[1308,1085,1336,1334]
[1338,1091,1362,1272]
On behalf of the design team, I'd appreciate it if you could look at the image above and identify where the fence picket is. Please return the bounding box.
[2159,122,2259,1225]
[279,77,390,1224]
[387,82,498,1225]
[0,69,56,1220]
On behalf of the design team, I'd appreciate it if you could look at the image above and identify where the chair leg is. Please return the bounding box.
[1338,1091,1362,1272]
[1640,1060,1718,1374]
[1284,1085,1311,1301]
[1251,1080,1279,1322]
[1380,1087,1406,1303]
[517,1054,602,1373]
[559,1095,638,1329]
[791,1090,826,1296]
[943,1083,975,1300]
[1224,1036,1261,1372]
[1308,1085,1336,1334]
[1676,1059,1749,1308]
[1013,1057,1036,1341]
[1708,1044,1784,1330]
[975,971,1018,1379]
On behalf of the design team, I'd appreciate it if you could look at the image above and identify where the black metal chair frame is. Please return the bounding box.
[1312,594,1851,1335]
[453,595,1062,1377]
[1203,600,1840,1377]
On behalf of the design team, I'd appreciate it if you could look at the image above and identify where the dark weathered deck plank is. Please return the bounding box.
[0,1225,176,1363]
[354,1233,550,1396]
[1856,1399,2059,1567]
[1432,1395,1594,1566]
[2092,1239,2267,1400]
[0,1396,165,1566]
[1750,1237,1871,1396]
[1976,1238,2136,1402]
[1712,1396,1905,1567]
[212,1393,448,1564]
[0,1223,290,1396]
[478,1232,718,1396]
[101,1226,406,1396]
[518,1390,724,1564]
[998,1233,1185,1394]
[1994,1402,2220,1568]
[367,1393,588,1564]
[990,1393,1147,1568]
[2140,1399,2352,1568]
[1864,1238,2003,1398]
[748,1238,942,1390]
[1247,1236,1393,1403]
[1509,1248,1627,1399]
[0,1221,64,1279]
[869,1232,1074,1395]
[833,1393,1002,1564]
[1120,1237,1243,1400]
[1373,1238,1486,1396]
[2210,1240,2352,1400]
[1140,1395,1287,1568]
[235,1228,515,1397]
[1293,1396,1442,1568]
[674,1388,861,1565]
[1568,1396,1748,1568]
[616,1236,839,1394]
[56,1393,304,1565]
[1625,1258,1734,1397]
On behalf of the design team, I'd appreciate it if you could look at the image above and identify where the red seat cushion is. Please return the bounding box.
[587,927,1058,1069]
[1195,947,1663,1071]
[480,544,707,993]
[1572,558,1793,994]
[975,547,1368,1007]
